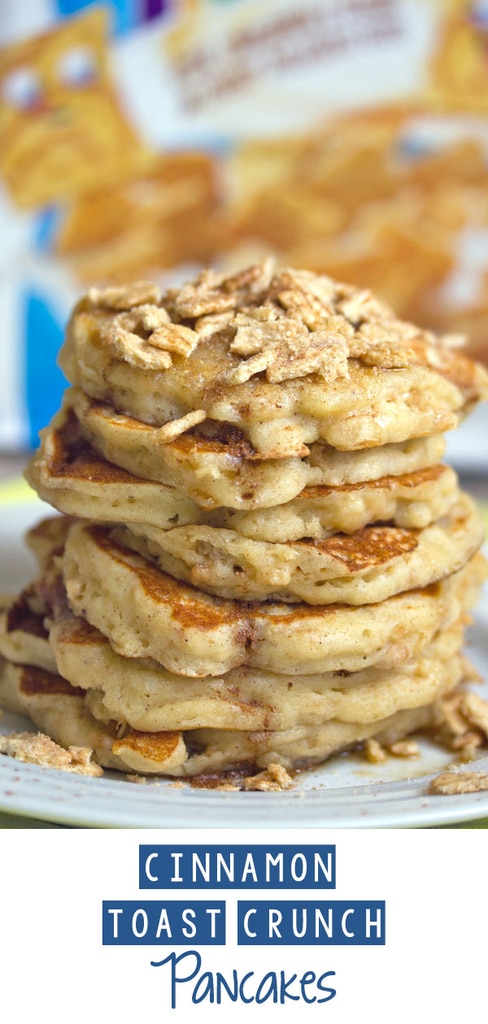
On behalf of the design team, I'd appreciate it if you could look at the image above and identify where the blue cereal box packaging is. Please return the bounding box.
[1,0,488,449]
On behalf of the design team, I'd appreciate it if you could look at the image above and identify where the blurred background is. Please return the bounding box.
[0,0,487,485]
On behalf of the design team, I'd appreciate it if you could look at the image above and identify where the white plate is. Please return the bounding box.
[1,498,488,829]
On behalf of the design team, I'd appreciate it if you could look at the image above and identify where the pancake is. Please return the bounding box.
[68,387,449,511]
[60,518,488,676]
[0,585,56,673]
[113,492,483,604]
[59,263,488,458]
[26,402,459,535]
[0,654,460,777]
[0,658,138,772]
[1,578,468,733]
[2,259,488,782]
[25,514,73,570]
[49,598,467,732]
[26,404,205,529]
[212,463,460,538]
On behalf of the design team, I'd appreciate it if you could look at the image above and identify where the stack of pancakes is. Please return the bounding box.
[1,262,488,781]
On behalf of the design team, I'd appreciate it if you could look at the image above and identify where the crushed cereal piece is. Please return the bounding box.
[430,688,488,753]
[153,409,207,442]
[145,323,199,358]
[438,692,469,735]
[87,281,161,310]
[110,313,200,370]
[0,731,103,776]
[194,311,236,341]
[167,270,237,319]
[364,738,387,763]
[338,287,392,326]
[221,259,275,299]
[348,323,419,368]
[427,770,488,795]
[270,268,336,328]
[459,692,488,741]
[136,304,171,331]
[242,763,294,791]
[387,739,420,758]
[451,730,483,751]
[229,311,350,383]
[110,322,172,370]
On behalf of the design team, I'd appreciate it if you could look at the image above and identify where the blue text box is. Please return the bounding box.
[102,901,226,945]
[139,845,336,889]
[238,900,385,945]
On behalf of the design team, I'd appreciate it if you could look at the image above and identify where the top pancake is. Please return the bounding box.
[58,262,488,458]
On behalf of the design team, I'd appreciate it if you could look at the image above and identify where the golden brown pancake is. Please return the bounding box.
[67,386,449,511]
[58,264,488,458]
[0,657,138,771]
[0,651,463,778]
[112,492,483,604]
[60,518,488,677]
[26,404,205,528]
[2,260,488,782]
[48,596,468,732]
[212,463,460,538]
[26,401,459,535]
[25,514,73,569]
[0,578,469,735]
[0,585,56,673]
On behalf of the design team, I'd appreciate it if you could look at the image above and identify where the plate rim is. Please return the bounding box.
[2,753,488,829]
[1,495,488,829]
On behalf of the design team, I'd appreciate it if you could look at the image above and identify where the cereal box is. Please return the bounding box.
[1,0,488,450]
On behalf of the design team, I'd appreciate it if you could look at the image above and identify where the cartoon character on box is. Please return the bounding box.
[0,7,151,209]
[0,4,221,449]
[0,6,220,284]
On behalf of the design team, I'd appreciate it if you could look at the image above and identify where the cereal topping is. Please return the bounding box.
[87,281,161,310]
[431,688,488,754]
[153,409,207,442]
[78,261,476,390]
[229,310,350,383]
[458,691,488,739]
[428,770,488,795]
[388,739,420,758]
[242,762,294,791]
[110,309,200,370]
[269,268,337,328]
[0,730,103,775]
[337,287,392,326]
[364,738,387,763]
[166,269,237,319]
[349,323,419,368]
